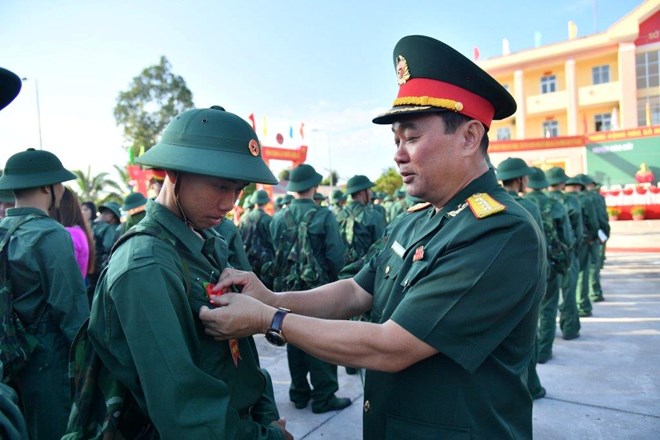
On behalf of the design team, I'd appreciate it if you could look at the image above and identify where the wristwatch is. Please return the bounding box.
[265,307,290,346]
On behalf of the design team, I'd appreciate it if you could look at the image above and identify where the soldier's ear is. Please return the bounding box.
[165,170,178,184]
[461,120,485,154]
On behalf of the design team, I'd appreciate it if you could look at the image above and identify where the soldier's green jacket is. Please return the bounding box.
[214,218,252,271]
[336,201,386,264]
[548,190,583,251]
[353,170,546,439]
[270,198,345,280]
[1,207,89,440]
[88,200,283,439]
[506,190,543,231]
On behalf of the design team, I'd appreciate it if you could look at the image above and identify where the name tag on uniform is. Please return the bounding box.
[391,241,405,258]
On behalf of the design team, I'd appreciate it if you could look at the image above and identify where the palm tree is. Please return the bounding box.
[72,166,124,206]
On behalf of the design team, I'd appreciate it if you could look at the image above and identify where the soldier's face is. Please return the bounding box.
[392,114,469,207]
[178,173,247,230]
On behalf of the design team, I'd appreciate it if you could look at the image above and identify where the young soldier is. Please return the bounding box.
[88,106,292,439]
[202,36,545,438]
[120,191,148,234]
[0,148,89,440]
[242,189,275,288]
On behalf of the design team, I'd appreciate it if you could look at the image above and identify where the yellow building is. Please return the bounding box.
[483,0,659,180]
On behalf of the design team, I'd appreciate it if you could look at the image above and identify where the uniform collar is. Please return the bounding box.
[4,206,49,217]
[438,168,500,218]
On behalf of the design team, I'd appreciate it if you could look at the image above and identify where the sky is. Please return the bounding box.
[0,0,645,186]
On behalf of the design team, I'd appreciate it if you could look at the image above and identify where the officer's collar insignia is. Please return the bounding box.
[396,55,411,85]
[407,202,431,212]
[447,202,468,217]
[466,193,506,219]
[412,245,424,262]
[248,139,260,157]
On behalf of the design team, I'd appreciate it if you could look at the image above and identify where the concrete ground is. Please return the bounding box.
[255,220,660,439]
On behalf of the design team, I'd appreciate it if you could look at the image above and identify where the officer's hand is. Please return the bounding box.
[211,268,273,304]
[271,418,294,440]
[199,293,274,339]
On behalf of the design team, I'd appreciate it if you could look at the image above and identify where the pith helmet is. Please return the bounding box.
[122,192,148,211]
[287,164,322,192]
[545,167,569,185]
[330,189,345,203]
[373,35,516,127]
[527,167,549,189]
[253,189,271,205]
[99,202,121,220]
[496,157,533,181]
[136,106,277,185]
[346,175,375,195]
[0,67,22,111]
[0,148,76,190]
[565,175,586,188]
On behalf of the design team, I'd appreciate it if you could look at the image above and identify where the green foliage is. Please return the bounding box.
[71,166,124,206]
[321,171,339,186]
[278,169,291,182]
[374,167,403,196]
[114,56,194,161]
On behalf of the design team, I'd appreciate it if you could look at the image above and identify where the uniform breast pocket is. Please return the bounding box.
[399,260,429,291]
[377,251,404,281]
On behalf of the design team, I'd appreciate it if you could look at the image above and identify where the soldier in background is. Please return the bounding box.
[546,167,583,340]
[120,192,148,234]
[583,175,609,303]
[329,189,346,217]
[525,168,575,366]
[242,190,275,288]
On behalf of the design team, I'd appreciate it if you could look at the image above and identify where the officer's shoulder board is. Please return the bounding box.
[407,202,432,213]
[466,193,506,219]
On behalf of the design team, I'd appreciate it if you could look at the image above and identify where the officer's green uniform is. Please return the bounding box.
[496,157,546,398]
[354,171,545,439]
[88,106,284,438]
[0,149,89,440]
[546,167,582,338]
[360,35,545,439]
[214,217,252,271]
[525,169,574,363]
[270,164,347,412]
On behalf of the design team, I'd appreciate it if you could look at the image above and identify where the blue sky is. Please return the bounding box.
[0,0,643,184]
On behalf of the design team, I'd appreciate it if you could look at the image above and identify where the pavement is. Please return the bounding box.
[255,220,660,439]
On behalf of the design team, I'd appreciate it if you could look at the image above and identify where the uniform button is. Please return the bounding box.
[363,400,371,412]
[385,266,390,275]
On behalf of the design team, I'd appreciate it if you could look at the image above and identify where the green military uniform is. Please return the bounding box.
[546,167,582,339]
[567,176,600,316]
[89,201,282,438]
[388,188,408,222]
[0,149,90,440]
[120,192,148,235]
[329,189,346,217]
[584,176,609,302]
[270,194,346,411]
[214,217,252,271]
[353,171,545,439]
[88,106,284,438]
[525,168,575,364]
[495,157,546,398]
[242,191,276,287]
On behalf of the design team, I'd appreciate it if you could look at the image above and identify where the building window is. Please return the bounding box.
[637,96,660,127]
[497,127,511,140]
[636,49,659,89]
[594,113,611,132]
[543,120,559,137]
[540,75,557,94]
[592,65,610,84]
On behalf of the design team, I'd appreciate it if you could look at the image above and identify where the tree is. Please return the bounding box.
[374,167,403,196]
[114,56,194,161]
[321,171,339,186]
[71,166,124,206]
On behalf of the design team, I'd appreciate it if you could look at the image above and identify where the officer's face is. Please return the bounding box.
[178,173,247,229]
[392,114,472,207]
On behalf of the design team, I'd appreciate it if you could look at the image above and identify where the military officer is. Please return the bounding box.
[201,35,545,439]
[88,106,292,439]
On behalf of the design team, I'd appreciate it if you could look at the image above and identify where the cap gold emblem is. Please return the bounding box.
[396,55,410,85]
[248,139,260,156]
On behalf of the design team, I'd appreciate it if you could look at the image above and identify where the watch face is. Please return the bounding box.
[266,330,286,347]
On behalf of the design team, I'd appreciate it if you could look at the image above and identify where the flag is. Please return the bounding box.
[568,21,578,40]
[534,32,542,48]
[299,122,305,139]
[248,113,256,130]
[262,116,268,137]
[473,47,480,61]
[502,39,510,56]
